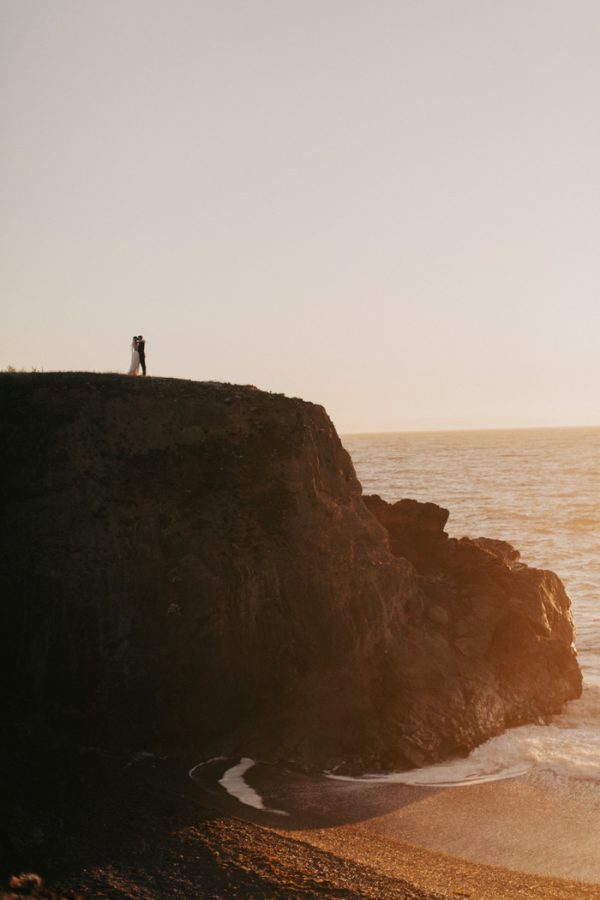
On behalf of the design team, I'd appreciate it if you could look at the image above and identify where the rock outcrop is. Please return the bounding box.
[362,494,581,765]
[0,374,582,772]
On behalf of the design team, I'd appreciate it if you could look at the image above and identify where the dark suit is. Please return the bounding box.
[138,339,146,375]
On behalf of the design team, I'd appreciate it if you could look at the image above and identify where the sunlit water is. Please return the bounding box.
[342,427,600,788]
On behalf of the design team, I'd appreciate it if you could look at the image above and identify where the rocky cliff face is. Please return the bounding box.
[0,374,582,771]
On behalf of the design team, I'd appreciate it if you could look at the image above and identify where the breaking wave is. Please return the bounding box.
[329,683,600,788]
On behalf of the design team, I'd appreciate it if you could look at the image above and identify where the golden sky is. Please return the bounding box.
[2,1,599,431]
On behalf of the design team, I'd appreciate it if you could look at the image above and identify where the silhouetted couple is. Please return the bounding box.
[128,335,147,376]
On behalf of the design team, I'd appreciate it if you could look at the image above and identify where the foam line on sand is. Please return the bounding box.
[218,758,289,816]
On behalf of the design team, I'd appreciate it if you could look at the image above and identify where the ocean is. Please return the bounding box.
[341,427,600,787]
[198,426,600,882]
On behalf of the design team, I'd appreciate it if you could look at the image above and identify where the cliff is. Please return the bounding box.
[0,373,582,772]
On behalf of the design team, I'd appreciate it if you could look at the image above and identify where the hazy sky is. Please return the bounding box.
[2,1,599,431]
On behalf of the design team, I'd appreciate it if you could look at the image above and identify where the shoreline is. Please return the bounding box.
[3,745,600,898]
[192,756,600,897]
[191,754,600,898]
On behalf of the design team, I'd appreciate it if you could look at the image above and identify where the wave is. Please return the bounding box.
[328,683,600,789]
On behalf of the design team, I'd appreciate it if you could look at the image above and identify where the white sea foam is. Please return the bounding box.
[344,428,600,788]
[218,758,289,815]
[188,756,228,779]
[328,683,600,788]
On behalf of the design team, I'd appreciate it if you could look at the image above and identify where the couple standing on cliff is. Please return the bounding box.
[128,336,147,376]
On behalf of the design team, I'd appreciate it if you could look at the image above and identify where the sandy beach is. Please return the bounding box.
[186,756,600,899]
[3,744,600,899]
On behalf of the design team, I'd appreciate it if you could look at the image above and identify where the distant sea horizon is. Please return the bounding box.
[342,425,600,786]
[342,422,600,437]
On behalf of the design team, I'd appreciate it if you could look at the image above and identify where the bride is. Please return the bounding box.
[128,336,140,376]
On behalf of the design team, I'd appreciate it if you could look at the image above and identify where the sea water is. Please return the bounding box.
[342,427,600,787]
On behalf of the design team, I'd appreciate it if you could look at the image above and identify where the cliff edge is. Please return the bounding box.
[0,373,582,771]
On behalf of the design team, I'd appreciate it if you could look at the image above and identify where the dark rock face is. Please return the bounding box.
[0,374,582,772]
[363,495,582,766]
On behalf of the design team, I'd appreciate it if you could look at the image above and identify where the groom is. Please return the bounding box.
[138,335,147,376]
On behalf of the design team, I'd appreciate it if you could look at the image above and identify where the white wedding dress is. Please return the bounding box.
[128,341,140,376]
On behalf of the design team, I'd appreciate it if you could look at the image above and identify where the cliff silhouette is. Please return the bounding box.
[0,373,582,772]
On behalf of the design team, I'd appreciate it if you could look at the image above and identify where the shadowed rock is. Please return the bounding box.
[0,373,582,773]
[363,493,582,766]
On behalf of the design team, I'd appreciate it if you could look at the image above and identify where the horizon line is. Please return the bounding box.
[340,422,600,437]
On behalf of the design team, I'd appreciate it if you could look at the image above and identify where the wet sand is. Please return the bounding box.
[4,746,600,898]
[2,746,438,899]
[191,758,600,899]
